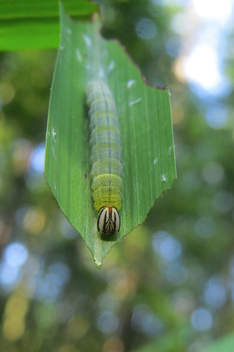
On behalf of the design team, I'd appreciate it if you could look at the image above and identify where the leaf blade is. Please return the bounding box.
[0,0,98,51]
[0,0,97,19]
[45,2,176,266]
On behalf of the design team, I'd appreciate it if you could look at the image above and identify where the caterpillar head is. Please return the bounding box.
[97,207,120,236]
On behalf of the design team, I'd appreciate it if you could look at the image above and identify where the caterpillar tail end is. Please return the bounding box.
[97,206,121,236]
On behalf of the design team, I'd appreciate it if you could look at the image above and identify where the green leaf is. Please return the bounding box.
[0,0,97,51]
[44,2,176,267]
[202,333,234,352]
[0,0,97,19]
[0,18,60,51]
[134,331,186,352]
[134,331,234,352]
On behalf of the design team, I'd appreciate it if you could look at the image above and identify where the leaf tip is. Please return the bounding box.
[94,257,102,269]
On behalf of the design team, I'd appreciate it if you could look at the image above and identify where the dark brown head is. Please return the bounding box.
[97,207,120,236]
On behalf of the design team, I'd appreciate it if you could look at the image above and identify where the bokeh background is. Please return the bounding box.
[1,0,234,351]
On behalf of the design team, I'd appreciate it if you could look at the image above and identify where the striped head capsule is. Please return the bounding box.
[97,207,120,236]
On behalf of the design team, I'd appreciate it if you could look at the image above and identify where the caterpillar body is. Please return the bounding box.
[86,80,123,236]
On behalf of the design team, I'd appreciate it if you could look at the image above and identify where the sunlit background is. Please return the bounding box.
[1,0,234,351]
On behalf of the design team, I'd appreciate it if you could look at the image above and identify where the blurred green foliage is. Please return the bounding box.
[0,0,234,352]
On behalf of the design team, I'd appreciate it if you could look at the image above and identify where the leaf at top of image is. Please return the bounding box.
[44,1,176,267]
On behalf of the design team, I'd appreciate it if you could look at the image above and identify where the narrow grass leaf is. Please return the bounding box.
[45,2,176,266]
[0,0,97,51]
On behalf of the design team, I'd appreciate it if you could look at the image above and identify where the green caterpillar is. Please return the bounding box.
[86,80,123,236]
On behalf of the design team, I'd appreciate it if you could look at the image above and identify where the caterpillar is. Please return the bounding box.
[86,80,123,236]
